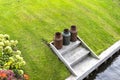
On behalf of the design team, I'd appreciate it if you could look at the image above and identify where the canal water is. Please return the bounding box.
[95,55,120,80]
[84,51,120,80]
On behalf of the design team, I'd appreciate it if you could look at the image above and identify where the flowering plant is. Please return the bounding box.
[0,34,29,80]
[0,34,26,70]
[0,70,15,80]
[0,70,29,80]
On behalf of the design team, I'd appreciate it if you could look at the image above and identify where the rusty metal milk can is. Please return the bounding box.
[70,25,77,42]
[54,32,63,49]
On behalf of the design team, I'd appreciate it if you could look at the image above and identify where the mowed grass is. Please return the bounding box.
[0,0,120,80]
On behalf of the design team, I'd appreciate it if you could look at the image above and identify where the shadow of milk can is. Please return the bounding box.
[54,32,63,49]
[70,25,77,42]
[62,29,71,45]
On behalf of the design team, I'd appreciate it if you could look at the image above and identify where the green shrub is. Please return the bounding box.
[0,34,26,75]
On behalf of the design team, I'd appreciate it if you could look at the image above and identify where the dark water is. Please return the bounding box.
[95,55,120,80]
[84,51,120,80]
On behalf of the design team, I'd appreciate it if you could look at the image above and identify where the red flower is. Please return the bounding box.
[0,73,7,78]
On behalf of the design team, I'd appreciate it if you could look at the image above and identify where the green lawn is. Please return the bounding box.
[0,0,120,80]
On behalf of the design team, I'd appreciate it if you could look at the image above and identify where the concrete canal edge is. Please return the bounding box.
[66,40,120,80]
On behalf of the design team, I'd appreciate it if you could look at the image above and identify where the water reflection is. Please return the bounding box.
[95,56,120,80]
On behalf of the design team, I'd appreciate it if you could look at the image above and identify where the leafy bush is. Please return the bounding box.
[0,34,26,77]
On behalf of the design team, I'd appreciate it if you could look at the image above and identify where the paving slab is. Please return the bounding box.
[62,46,90,66]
